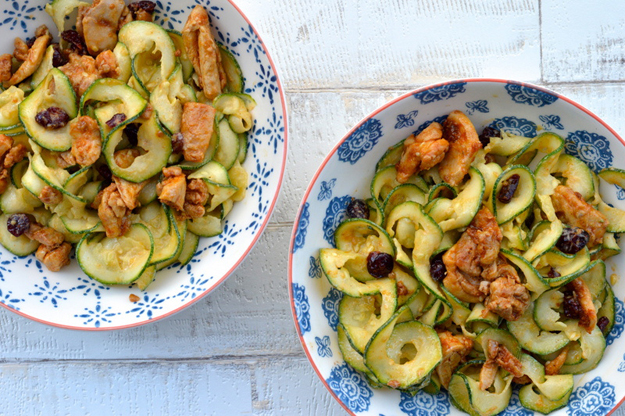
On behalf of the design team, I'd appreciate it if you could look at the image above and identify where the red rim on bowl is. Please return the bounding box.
[0,0,289,331]
[287,78,625,415]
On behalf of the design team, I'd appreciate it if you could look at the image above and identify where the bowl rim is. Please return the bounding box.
[287,77,625,415]
[0,0,289,331]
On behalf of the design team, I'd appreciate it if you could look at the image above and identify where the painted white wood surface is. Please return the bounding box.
[1,1,624,415]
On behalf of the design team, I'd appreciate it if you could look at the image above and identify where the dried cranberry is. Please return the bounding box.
[128,1,156,14]
[562,291,582,319]
[479,126,500,148]
[7,213,31,237]
[52,44,67,67]
[497,174,520,204]
[124,123,140,146]
[106,113,127,129]
[597,316,610,333]
[430,252,447,282]
[346,199,370,220]
[97,164,112,182]
[172,132,184,154]
[547,268,561,279]
[61,30,87,55]
[35,107,70,130]
[556,227,590,254]
[366,251,394,279]
[26,37,36,48]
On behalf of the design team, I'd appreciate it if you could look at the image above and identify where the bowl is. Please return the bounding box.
[289,79,625,416]
[0,0,287,329]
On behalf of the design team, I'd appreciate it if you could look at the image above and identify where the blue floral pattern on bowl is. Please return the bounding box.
[308,256,322,279]
[293,283,311,335]
[315,336,332,358]
[505,83,559,107]
[606,297,624,346]
[289,79,625,416]
[489,116,537,138]
[399,391,450,416]
[293,202,310,253]
[564,131,614,173]
[318,179,336,201]
[338,119,383,165]
[0,0,287,330]
[322,196,352,246]
[326,363,373,413]
[568,377,615,416]
[413,82,467,105]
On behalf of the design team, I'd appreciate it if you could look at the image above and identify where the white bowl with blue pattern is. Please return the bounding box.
[0,0,287,329]
[289,79,625,416]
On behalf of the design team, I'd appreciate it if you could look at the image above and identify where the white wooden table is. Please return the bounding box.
[2,0,625,414]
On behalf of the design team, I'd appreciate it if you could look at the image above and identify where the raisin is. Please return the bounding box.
[124,123,140,146]
[61,30,87,55]
[128,1,156,14]
[97,164,112,182]
[556,227,590,254]
[106,113,127,129]
[7,213,31,237]
[35,107,70,130]
[366,251,394,279]
[26,37,36,48]
[479,126,500,148]
[430,252,447,282]
[562,291,582,319]
[497,174,520,204]
[597,316,610,333]
[172,132,184,154]
[547,268,561,279]
[52,44,67,67]
[346,199,369,220]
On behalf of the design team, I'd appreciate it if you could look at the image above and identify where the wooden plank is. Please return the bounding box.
[237,0,541,90]
[0,358,346,415]
[542,0,625,83]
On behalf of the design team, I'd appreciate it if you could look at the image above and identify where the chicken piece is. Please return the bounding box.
[25,223,65,247]
[35,25,50,38]
[112,176,145,210]
[181,178,209,220]
[98,183,132,238]
[183,6,225,100]
[480,340,523,390]
[13,38,29,62]
[55,151,77,169]
[180,102,215,162]
[39,185,63,205]
[442,207,503,303]
[117,6,133,30]
[6,33,51,86]
[552,185,609,246]
[95,50,119,78]
[114,148,141,169]
[128,1,155,22]
[60,53,100,97]
[0,135,14,194]
[76,4,90,36]
[545,346,569,376]
[157,166,187,211]
[568,277,597,334]
[485,274,530,321]
[70,116,102,167]
[396,122,449,183]
[0,54,12,83]
[36,242,71,272]
[439,110,483,186]
[436,330,473,388]
[82,0,126,55]
[0,134,12,157]
[3,144,27,169]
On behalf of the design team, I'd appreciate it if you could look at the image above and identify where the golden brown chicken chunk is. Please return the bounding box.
[484,271,530,322]
[552,185,609,246]
[396,122,449,183]
[95,50,119,78]
[479,340,523,390]
[180,102,215,163]
[70,116,102,167]
[60,54,100,98]
[0,54,12,83]
[36,242,72,272]
[113,176,145,211]
[38,186,63,205]
[545,346,569,376]
[97,183,132,238]
[439,110,483,186]
[568,277,597,334]
[436,330,473,388]
[6,30,51,86]
[81,0,126,55]
[157,166,187,211]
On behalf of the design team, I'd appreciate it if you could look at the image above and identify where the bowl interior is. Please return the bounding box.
[0,0,286,329]
[290,79,625,416]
